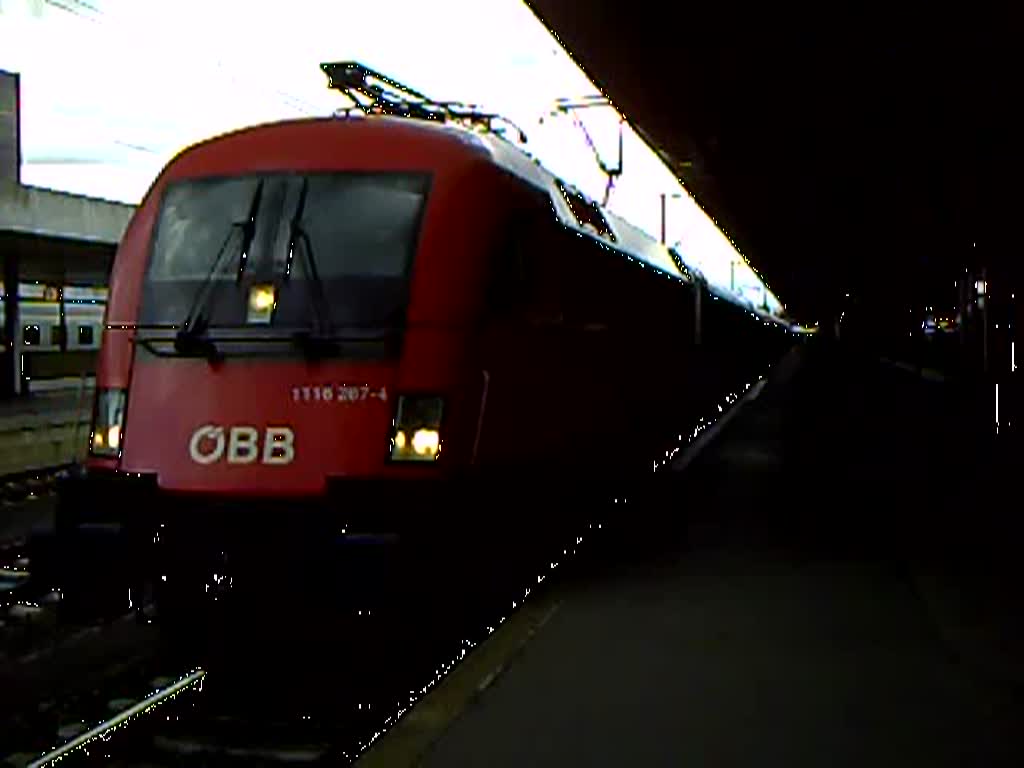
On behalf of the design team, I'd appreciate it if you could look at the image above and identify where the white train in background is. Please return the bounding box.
[0,282,106,391]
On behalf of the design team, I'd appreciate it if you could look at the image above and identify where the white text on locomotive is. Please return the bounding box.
[189,425,295,465]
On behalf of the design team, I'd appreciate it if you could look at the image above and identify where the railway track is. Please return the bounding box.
[0,534,65,666]
[0,465,70,507]
[2,514,610,767]
[4,604,476,765]
[2,659,203,767]
[0,425,643,766]
[1,489,136,676]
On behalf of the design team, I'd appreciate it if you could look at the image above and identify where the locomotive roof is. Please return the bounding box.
[173,115,688,280]
[345,116,696,282]
[409,117,785,326]
[170,115,787,327]
[475,127,787,327]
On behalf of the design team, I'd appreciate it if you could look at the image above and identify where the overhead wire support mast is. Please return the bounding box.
[320,61,530,144]
[549,95,625,207]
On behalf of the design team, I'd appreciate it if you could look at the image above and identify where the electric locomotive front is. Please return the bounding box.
[56,117,518,609]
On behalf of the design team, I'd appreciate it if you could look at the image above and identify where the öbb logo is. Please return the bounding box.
[189,425,295,465]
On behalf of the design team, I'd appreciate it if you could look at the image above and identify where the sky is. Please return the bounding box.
[0,0,781,313]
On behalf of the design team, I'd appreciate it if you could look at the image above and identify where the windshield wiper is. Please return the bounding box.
[174,180,265,359]
[284,178,336,357]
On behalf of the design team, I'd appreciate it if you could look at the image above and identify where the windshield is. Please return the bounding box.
[139,172,430,330]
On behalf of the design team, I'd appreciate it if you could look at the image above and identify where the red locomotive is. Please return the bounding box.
[54,63,792,618]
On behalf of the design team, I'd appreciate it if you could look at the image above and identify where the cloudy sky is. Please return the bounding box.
[0,0,780,311]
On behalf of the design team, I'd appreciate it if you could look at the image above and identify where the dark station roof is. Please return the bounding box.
[526,3,1006,324]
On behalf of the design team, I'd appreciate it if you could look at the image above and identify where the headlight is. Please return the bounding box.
[247,283,276,324]
[390,395,443,462]
[90,388,127,458]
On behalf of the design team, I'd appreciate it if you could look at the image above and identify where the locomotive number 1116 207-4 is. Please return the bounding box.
[291,385,388,403]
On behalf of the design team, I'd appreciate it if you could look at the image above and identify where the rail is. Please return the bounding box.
[27,669,207,768]
[0,463,75,509]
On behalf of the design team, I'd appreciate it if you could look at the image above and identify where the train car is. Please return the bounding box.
[0,283,105,389]
[54,65,792,619]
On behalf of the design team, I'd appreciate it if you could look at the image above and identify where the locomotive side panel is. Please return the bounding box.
[471,173,699,492]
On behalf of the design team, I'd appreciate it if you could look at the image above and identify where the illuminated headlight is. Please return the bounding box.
[390,395,443,462]
[247,283,276,324]
[90,388,127,458]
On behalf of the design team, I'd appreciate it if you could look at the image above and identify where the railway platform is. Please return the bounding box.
[362,340,1023,767]
[0,383,91,544]
[0,382,92,476]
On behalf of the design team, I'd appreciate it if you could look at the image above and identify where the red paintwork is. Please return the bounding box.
[119,328,474,494]
[96,328,134,388]
[91,115,699,498]
[93,117,508,495]
[105,118,496,328]
[122,359,394,494]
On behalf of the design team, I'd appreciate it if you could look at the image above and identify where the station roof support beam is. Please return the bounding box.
[0,182,133,246]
